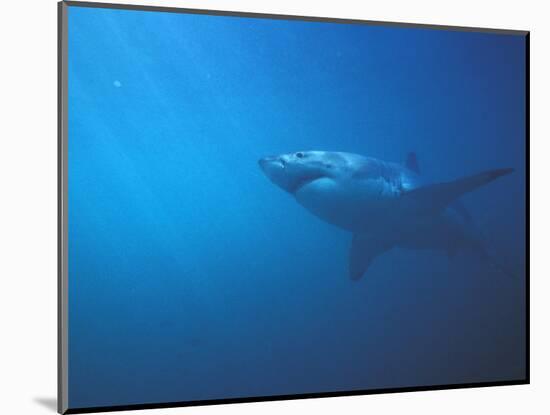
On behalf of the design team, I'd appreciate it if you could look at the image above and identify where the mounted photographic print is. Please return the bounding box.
[58,1,529,413]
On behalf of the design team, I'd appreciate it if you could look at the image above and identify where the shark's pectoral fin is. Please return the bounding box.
[403,168,514,215]
[349,234,392,281]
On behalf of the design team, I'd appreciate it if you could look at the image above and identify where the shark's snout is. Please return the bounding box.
[258,156,284,173]
[258,157,270,171]
[259,155,296,192]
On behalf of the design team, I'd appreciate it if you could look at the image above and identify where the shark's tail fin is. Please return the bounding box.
[485,255,521,280]
[404,168,514,216]
[474,228,522,280]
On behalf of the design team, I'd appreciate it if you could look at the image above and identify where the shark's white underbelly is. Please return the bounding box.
[294,177,402,234]
[294,176,480,255]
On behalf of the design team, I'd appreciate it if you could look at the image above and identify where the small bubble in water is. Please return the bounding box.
[113,80,122,88]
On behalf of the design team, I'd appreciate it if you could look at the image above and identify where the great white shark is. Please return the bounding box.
[258,151,513,280]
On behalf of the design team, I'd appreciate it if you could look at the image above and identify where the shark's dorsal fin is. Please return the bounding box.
[403,168,514,215]
[349,234,392,281]
[405,152,420,174]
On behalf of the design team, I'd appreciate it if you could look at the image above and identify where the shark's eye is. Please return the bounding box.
[296,152,304,158]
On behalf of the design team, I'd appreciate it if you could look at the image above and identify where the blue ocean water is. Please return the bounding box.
[67,5,527,409]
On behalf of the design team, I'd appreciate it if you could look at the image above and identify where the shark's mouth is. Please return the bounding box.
[289,174,325,194]
[258,156,326,194]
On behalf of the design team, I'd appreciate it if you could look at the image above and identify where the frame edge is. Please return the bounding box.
[58,1,69,414]
[62,0,528,35]
[55,2,530,414]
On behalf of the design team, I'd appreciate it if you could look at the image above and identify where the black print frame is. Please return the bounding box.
[58,1,529,413]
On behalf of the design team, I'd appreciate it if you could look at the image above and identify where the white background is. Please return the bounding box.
[0,0,545,414]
